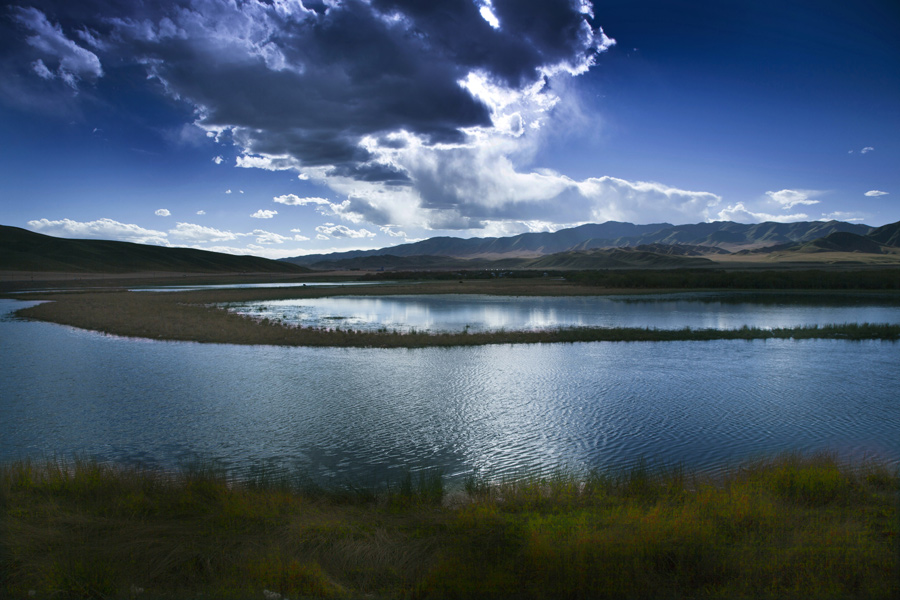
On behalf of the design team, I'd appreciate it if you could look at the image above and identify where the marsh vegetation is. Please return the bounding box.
[9,278,900,347]
[2,453,897,599]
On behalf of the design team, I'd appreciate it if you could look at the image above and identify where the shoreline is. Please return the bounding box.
[5,278,900,346]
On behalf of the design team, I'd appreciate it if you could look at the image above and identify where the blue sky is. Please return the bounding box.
[1,0,897,258]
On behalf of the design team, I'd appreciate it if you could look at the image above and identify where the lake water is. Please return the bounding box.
[2,295,899,485]
[225,292,900,333]
[129,281,399,293]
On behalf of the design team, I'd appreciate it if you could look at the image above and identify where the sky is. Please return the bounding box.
[1,0,898,259]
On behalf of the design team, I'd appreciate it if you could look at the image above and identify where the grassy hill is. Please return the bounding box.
[0,225,310,274]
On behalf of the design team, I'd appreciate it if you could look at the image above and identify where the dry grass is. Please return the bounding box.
[1,453,897,599]
[9,284,900,347]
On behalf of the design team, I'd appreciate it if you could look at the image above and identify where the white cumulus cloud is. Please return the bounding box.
[865,190,888,197]
[715,203,808,224]
[273,194,332,206]
[27,218,168,245]
[315,223,376,239]
[822,211,866,222]
[380,226,407,238]
[765,189,821,209]
[168,222,236,243]
[241,229,290,244]
[155,208,171,216]
[251,209,277,219]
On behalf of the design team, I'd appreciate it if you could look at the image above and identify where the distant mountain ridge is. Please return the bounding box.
[0,225,310,274]
[282,219,880,267]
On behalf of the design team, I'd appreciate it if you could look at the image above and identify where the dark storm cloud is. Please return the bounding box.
[371,0,598,85]
[2,0,606,181]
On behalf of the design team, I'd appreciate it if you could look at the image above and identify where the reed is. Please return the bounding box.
[2,452,897,599]
[10,287,900,347]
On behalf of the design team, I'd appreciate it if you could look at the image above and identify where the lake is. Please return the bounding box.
[2,294,898,485]
[224,291,900,333]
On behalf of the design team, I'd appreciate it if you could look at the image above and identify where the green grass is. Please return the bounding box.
[2,453,897,599]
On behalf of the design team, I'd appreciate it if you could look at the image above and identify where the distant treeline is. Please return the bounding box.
[362,268,900,290]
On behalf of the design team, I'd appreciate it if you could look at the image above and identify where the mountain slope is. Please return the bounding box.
[283,220,879,266]
[0,225,310,273]
[796,232,885,254]
[284,222,674,265]
[867,221,900,247]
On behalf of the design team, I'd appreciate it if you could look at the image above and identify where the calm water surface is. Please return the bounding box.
[226,292,900,333]
[2,297,898,484]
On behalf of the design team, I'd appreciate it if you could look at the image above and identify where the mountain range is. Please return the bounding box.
[3,219,899,275]
[283,219,900,270]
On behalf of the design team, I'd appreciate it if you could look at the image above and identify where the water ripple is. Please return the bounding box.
[1,300,898,482]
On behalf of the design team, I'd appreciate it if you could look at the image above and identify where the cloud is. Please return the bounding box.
[10,2,750,235]
[10,6,103,89]
[765,189,821,209]
[194,244,307,260]
[225,189,232,194]
[168,222,236,243]
[241,229,290,244]
[212,156,224,165]
[155,208,171,216]
[31,59,54,79]
[865,190,888,197]
[715,203,808,224]
[315,223,376,239]
[380,226,406,238]
[317,139,723,230]
[3,0,626,233]
[578,177,722,224]
[822,211,866,222]
[250,209,277,219]
[116,0,609,173]
[196,210,206,215]
[273,194,331,206]
[27,218,168,245]
[861,146,874,154]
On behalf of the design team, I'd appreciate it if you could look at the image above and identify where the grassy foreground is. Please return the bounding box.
[2,454,897,599]
[10,284,900,346]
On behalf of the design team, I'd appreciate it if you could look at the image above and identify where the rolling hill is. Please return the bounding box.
[0,225,310,274]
